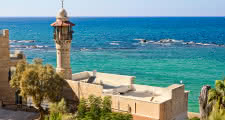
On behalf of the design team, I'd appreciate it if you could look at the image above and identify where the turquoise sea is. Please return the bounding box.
[0,17,225,112]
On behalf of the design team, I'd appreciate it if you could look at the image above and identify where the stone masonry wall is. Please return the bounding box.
[0,30,16,103]
[65,80,103,101]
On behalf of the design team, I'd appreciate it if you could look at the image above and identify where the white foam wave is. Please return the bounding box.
[10,40,35,43]
[80,48,89,51]
[136,39,224,47]
[110,43,120,45]
[10,45,48,49]
[159,39,183,43]
[111,41,122,43]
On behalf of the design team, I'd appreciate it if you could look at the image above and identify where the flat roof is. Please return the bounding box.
[72,71,185,103]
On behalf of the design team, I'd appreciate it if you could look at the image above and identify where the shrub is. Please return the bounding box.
[85,95,102,120]
[49,98,68,115]
[77,98,88,119]
[77,95,132,120]
[46,99,76,120]
[189,117,200,120]
[111,112,132,120]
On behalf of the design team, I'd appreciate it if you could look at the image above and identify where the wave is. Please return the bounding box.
[10,40,35,43]
[135,38,225,47]
[10,45,48,49]
[134,39,145,41]
[80,48,89,51]
[110,43,120,46]
[111,41,122,43]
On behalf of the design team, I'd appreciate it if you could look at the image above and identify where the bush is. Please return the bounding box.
[189,117,200,120]
[110,112,132,120]
[208,108,225,120]
[45,99,76,120]
[77,98,88,119]
[49,113,62,120]
[76,95,132,120]
[86,95,102,120]
[49,98,68,115]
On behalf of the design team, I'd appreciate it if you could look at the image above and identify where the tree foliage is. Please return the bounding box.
[10,58,65,120]
[206,77,225,120]
[46,99,75,120]
[208,78,225,110]
[77,98,88,119]
[86,95,102,120]
[208,107,225,120]
[49,98,68,115]
[76,95,132,120]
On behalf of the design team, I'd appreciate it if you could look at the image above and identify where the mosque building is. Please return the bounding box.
[0,2,189,120]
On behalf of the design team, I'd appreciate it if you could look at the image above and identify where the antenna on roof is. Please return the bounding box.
[61,0,64,8]
[180,80,183,84]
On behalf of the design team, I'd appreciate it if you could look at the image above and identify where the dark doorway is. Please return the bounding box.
[8,69,11,82]
[15,90,22,105]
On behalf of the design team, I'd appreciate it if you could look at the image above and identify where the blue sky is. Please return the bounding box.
[0,0,225,17]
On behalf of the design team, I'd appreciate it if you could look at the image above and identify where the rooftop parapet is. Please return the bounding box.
[72,71,135,88]
[71,71,188,104]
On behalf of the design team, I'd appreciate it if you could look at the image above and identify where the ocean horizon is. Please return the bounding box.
[0,17,225,113]
[0,16,225,18]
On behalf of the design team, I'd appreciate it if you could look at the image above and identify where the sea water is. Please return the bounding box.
[0,17,225,112]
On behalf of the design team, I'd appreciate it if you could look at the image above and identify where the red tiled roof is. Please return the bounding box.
[51,21,75,27]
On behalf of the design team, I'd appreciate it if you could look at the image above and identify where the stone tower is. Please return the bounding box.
[51,3,75,80]
[0,30,25,104]
[0,30,11,101]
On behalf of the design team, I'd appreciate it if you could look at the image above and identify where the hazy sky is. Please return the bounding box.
[0,0,225,17]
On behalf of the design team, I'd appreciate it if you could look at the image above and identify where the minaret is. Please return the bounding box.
[51,0,75,79]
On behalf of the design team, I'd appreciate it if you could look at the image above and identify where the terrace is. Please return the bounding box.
[71,71,174,104]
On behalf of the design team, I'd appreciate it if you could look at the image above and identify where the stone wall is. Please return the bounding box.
[160,85,189,120]
[106,94,161,120]
[65,80,103,101]
[0,29,16,103]
[65,80,188,120]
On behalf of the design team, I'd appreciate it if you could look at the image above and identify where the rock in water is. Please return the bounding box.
[199,85,212,120]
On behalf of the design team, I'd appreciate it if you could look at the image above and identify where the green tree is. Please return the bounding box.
[86,95,102,120]
[10,58,65,120]
[47,99,75,120]
[208,78,225,111]
[102,96,112,114]
[77,98,88,119]
[49,98,68,115]
[76,95,132,120]
[208,107,225,120]
[100,96,112,120]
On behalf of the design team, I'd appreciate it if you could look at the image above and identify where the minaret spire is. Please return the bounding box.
[61,0,64,8]
[51,0,75,79]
